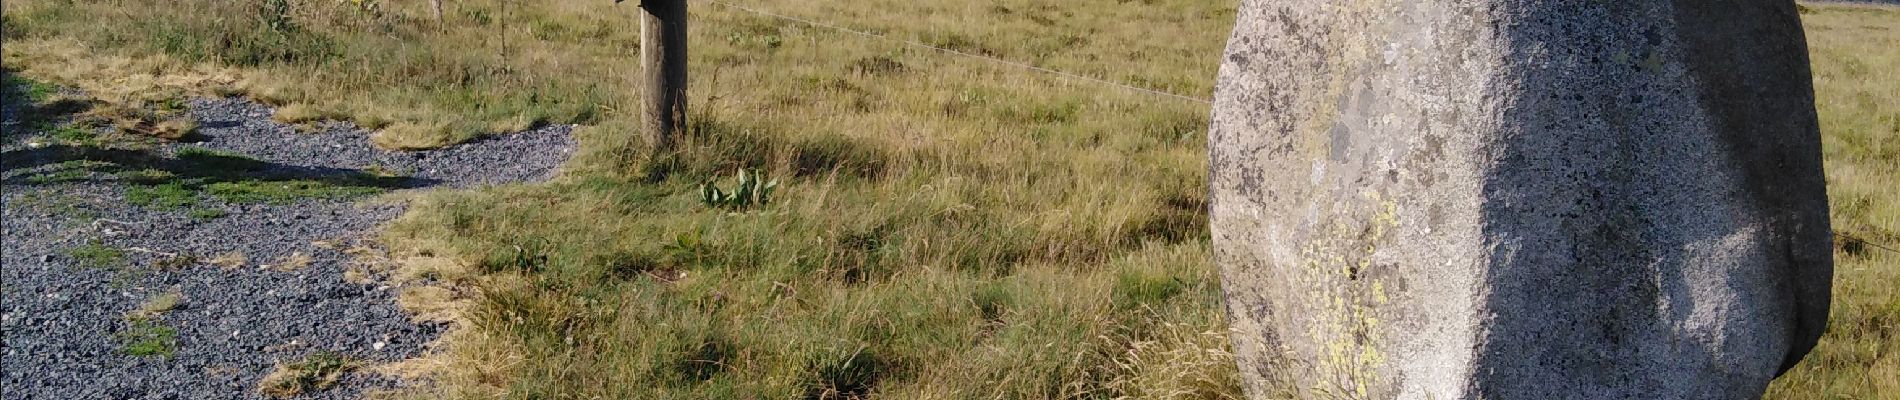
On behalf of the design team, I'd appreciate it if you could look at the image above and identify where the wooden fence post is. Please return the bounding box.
[640,0,688,151]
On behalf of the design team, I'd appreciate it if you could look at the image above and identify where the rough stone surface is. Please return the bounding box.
[1207,1,1832,398]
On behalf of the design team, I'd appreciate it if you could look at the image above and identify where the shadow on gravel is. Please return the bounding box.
[0,144,439,190]
[3,70,436,197]
[1,69,93,149]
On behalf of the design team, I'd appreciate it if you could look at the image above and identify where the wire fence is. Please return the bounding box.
[696,0,1215,105]
[1839,232,1900,256]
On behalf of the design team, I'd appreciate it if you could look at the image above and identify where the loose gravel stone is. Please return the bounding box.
[2,94,575,399]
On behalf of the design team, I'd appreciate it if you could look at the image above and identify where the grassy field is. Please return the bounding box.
[1,1,1892,398]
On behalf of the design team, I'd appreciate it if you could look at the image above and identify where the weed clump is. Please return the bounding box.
[258,352,355,398]
[117,318,178,357]
[133,290,185,317]
[125,182,197,210]
[699,169,778,210]
[805,346,887,400]
[66,240,124,269]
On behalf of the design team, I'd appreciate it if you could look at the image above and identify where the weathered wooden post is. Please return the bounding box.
[1209,0,1832,398]
[639,0,688,151]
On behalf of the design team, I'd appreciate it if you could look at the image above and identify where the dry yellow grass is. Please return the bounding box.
[2,0,1892,398]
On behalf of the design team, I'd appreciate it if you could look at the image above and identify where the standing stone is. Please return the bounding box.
[1207,0,1832,399]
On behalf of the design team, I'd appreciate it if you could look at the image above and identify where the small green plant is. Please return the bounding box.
[27,160,115,184]
[6,75,58,103]
[698,169,778,210]
[67,240,125,269]
[259,351,355,398]
[116,169,178,185]
[259,0,295,32]
[50,125,97,144]
[117,318,178,357]
[27,169,90,184]
[125,182,198,210]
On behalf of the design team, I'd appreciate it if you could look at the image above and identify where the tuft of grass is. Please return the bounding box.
[204,179,386,204]
[10,192,95,221]
[124,182,198,210]
[6,73,59,103]
[1104,318,1244,400]
[26,159,116,184]
[49,124,96,144]
[258,352,356,398]
[270,103,331,125]
[1113,267,1186,311]
[151,118,199,140]
[133,290,185,318]
[209,252,249,269]
[66,240,124,269]
[116,168,178,184]
[117,318,178,357]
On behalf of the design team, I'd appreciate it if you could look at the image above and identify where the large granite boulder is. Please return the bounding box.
[1207,0,1833,398]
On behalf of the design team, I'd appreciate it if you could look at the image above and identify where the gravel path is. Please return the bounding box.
[2,94,575,399]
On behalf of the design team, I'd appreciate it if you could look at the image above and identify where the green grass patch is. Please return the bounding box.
[25,159,116,184]
[66,240,124,269]
[125,182,198,210]
[26,168,92,184]
[4,73,58,103]
[174,147,267,172]
[108,148,401,207]
[117,318,178,357]
[10,191,100,224]
[115,168,178,184]
[49,125,96,144]
[1112,268,1186,311]
[203,179,385,204]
